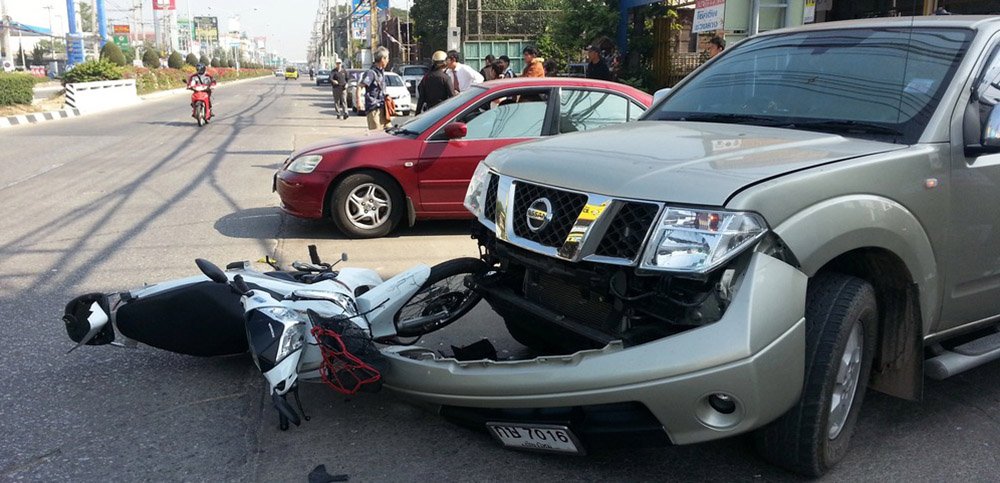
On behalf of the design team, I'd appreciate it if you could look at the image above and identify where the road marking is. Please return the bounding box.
[0,163,66,191]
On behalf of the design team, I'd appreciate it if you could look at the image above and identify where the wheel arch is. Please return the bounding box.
[773,195,934,401]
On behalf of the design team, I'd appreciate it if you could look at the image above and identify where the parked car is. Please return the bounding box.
[446,16,1000,477]
[275,77,651,238]
[349,72,412,116]
[315,69,331,85]
[564,63,586,77]
[273,69,283,77]
[284,66,298,80]
[396,64,430,94]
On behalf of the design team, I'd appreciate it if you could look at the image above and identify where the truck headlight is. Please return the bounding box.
[640,207,767,273]
[464,162,491,217]
[286,155,323,174]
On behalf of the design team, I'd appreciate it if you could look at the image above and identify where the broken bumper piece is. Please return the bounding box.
[380,253,809,446]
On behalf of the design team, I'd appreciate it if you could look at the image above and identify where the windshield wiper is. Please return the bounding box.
[388,126,420,136]
[784,120,903,137]
[673,113,787,126]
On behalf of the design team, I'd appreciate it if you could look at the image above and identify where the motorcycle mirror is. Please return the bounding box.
[195,258,228,284]
[341,253,348,262]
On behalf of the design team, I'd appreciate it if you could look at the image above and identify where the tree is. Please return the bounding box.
[167,51,183,68]
[185,53,199,66]
[100,42,127,66]
[32,45,46,65]
[199,53,210,65]
[122,46,136,64]
[38,39,66,54]
[226,58,234,68]
[210,57,220,67]
[78,2,94,33]
[142,48,160,69]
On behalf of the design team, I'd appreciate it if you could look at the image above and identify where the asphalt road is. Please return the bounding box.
[1,77,998,482]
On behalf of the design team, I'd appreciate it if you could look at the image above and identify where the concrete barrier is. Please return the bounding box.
[64,79,138,113]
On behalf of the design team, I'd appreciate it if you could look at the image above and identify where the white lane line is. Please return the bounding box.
[1,163,66,191]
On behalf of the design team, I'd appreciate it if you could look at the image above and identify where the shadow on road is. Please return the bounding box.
[214,207,473,240]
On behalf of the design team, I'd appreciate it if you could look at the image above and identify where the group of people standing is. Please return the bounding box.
[415,46,550,114]
[328,40,641,131]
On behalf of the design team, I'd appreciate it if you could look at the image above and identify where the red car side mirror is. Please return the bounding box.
[443,122,467,140]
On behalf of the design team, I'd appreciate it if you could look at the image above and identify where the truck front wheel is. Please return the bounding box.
[754,272,878,477]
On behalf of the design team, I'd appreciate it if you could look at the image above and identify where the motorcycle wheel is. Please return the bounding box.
[394,258,487,337]
[195,103,205,127]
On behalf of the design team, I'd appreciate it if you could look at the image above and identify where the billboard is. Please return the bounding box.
[112,24,130,34]
[152,0,176,11]
[193,16,219,44]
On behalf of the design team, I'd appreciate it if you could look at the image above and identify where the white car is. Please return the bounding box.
[352,71,412,116]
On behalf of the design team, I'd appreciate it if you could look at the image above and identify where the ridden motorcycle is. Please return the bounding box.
[189,83,215,127]
[62,246,485,429]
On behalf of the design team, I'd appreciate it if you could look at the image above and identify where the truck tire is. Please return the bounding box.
[754,272,878,477]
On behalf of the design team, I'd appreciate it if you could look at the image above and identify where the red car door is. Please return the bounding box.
[416,88,555,215]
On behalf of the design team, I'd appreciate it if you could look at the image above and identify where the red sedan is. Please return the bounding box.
[275,77,652,238]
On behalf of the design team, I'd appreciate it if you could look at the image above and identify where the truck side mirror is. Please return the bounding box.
[983,105,1000,149]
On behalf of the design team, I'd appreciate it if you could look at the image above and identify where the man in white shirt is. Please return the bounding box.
[445,50,484,94]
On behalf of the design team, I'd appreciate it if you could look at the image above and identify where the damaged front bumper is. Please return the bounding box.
[380,252,807,445]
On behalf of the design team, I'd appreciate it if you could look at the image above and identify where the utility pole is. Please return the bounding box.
[44,5,55,59]
[476,0,481,40]
[447,0,459,51]
[369,0,377,51]
[0,0,9,65]
[749,0,760,36]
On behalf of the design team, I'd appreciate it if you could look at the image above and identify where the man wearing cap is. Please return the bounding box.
[330,59,349,120]
[585,45,612,81]
[416,51,454,114]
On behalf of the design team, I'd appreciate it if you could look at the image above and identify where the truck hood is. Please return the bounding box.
[485,121,905,206]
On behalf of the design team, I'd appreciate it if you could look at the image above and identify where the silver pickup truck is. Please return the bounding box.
[384,16,1000,476]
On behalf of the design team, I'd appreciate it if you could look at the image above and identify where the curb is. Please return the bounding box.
[1,75,270,129]
[0,108,82,128]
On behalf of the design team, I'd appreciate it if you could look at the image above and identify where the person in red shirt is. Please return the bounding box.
[187,64,216,120]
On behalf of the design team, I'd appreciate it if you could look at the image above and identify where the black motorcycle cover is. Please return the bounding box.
[115,281,248,357]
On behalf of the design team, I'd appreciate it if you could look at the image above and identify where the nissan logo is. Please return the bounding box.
[526,198,553,233]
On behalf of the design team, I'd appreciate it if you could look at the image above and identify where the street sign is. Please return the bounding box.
[113,35,129,49]
[152,0,176,11]
[66,33,86,67]
[693,0,726,33]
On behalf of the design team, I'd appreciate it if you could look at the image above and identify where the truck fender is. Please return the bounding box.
[772,194,939,334]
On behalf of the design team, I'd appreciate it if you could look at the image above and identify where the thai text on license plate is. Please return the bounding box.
[486,423,583,455]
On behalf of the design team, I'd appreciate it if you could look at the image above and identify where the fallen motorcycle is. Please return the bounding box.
[62,246,486,429]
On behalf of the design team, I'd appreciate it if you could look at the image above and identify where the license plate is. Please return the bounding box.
[486,423,583,455]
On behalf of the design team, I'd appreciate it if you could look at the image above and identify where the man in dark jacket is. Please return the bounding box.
[416,51,454,114]
[584,45,612,81]
[330,60,349,119]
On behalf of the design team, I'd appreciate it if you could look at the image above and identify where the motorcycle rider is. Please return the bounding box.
[187,63,215,120]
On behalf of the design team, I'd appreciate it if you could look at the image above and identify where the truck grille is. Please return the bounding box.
[595,202,659,260]
[512,181,587,248]
[484,173,499,222]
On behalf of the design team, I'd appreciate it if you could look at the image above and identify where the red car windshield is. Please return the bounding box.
[395,86,487,135]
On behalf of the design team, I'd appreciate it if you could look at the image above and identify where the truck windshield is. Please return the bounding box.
[645,28,973,144]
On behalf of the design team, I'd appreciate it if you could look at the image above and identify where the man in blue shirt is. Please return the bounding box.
[360,47,391,131]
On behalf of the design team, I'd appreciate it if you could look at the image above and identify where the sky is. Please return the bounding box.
[8,0,411,62]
